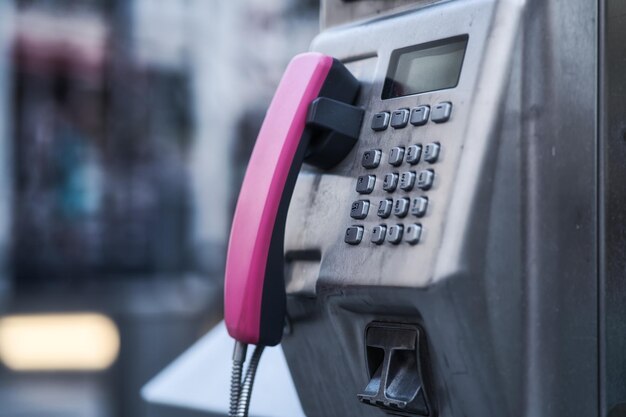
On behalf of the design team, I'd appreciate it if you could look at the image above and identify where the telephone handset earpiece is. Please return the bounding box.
[224,53,362,347]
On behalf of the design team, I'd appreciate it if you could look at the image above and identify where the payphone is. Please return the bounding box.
[225,0,626,416]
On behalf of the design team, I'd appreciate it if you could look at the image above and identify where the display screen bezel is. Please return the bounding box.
[382,35,469,100]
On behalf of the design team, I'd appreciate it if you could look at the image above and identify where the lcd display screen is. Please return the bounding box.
[382,35,468,99]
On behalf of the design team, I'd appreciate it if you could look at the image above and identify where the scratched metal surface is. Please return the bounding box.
[282,0,599,416]
[285,0,498,291]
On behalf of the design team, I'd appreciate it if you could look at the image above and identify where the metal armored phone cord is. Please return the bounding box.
[229,342,265,417]
[230,342,248,417]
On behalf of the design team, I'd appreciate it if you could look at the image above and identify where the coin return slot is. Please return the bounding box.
[357,322,433,416]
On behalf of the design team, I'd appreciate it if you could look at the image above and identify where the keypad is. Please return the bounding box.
[399,171,416,191]
[345,226,364,245]
[356,175,376,194]
[346,100,453,246]
[417,170,434,190]
[406,145,421,165]
[383,173,399,192]
[362,149,382,169]
[431,102,452,123]
[423,143,440,163]
[390,109,409,129]
[377,199,393,218]
[405,224,422,245]
[393,198,410,218]
[371,225,386,245]
[350,200,370,219]
[410,106,430,126]
[371,112,390,131]
[388,147,405,166]
[387,225,404,244]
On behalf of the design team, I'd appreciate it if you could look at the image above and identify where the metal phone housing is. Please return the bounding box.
[279,0,609,416]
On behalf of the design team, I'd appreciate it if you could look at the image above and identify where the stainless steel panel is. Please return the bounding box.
[286,0,498,292]
[283,0,599,416]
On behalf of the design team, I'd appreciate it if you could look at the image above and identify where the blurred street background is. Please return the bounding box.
[0,0,318,415]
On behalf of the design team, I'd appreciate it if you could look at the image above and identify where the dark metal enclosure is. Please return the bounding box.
[277,0,619,415]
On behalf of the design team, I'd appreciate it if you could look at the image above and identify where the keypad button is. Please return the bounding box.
[388,147,405,166]
[356,175,376,194]
[377,199,393,218]
[411,197,428,217]
[371,112,390,131]
[410,106,430,126]
[406,145,422,165]
[362,149,382,169]
[383,173,399,192]
[399,171,416,191]
[345,226,364,245]
[405,224,422,245]
[387,224,404,244]
[371,225,386,245]
[393,198,410,217]
[431,102,452,123]
[350,200,370,219]
[390,108,410,129]
[423,142,440,163]
[417,170,435,190]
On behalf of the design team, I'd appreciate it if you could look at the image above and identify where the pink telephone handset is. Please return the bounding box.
[224,53,362,347]
[224,52,361,417]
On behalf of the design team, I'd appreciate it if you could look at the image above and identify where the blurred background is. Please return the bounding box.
[0,0,318,415]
